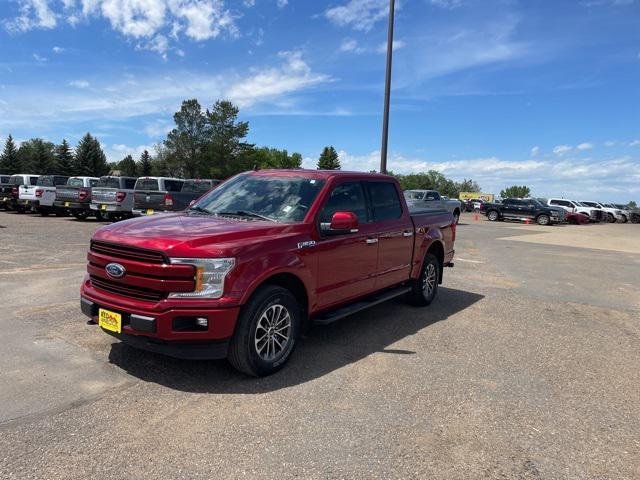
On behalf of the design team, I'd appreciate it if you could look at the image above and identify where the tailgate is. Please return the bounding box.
[134,191,167,210]
[19,186,37,199]
[92,187,117,203]
[56,186,80,201]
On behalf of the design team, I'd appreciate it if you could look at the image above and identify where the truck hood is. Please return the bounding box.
[93,212,299,256]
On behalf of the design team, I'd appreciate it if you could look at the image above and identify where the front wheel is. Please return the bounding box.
[72,210,89,220]
[606,213,615,223]
[620,215,628,224]
[487,210,499,221]
[228,285,301,376]
[536,214,550,225]
[408,253,440,306]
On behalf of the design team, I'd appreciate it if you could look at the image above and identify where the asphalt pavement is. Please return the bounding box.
[1,211,638,479]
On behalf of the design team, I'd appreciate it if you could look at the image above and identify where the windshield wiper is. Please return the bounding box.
[187,206,213,214]
[217,210,277,222]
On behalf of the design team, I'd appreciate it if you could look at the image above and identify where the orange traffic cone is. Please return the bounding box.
[524,218,531,225]
[474,212,479,221]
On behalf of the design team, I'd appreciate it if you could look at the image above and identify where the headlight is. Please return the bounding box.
[168,258,235,299]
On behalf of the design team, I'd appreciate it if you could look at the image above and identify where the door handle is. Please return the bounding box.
[365,238,379,245]
[402,231,413,237]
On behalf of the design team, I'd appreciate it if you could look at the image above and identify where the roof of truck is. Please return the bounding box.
[248,169,395,180]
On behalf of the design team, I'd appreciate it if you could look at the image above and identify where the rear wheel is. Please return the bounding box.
[453,209,460,224]
[487,210,499,221]
[536,214,550,225]
[620,215,628,223]
[408,253,440,306]
[38,208,49,217]
[72,210,89,220]
[94,211,105,221]
[228,285,301,376]
[607,213,615,223]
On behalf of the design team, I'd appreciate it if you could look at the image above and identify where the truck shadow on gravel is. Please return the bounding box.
[107,286,484,393]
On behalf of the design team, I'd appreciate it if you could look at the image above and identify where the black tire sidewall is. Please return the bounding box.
[233,286,301,376]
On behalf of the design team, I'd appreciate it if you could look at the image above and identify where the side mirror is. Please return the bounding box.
[321,211,359,235]
[188,199,196,207]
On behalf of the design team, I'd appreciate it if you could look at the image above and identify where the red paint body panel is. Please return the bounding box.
[80,169,456,347]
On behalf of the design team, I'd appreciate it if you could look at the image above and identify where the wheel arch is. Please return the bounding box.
[425,240,445,285]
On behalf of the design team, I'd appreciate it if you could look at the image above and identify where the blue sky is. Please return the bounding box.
[0,0,639,201]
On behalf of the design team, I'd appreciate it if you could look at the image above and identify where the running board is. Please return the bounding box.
[313,286,411,325]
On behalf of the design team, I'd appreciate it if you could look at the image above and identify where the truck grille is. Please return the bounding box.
[90,275,165,302]
[91,241,166,264]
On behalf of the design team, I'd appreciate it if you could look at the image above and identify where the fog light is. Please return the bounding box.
[195,317,208,328]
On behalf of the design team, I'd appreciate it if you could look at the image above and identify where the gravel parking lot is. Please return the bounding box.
[1,211,639,479]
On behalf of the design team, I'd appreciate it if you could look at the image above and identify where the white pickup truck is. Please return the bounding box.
[580,200,625,223]
[404,189,462,224]
[547,198,604,222]
[18,175,68,214]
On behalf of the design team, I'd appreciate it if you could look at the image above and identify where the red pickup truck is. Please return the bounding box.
[80,170,456,376]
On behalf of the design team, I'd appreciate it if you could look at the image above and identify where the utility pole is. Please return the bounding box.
[380,0,395,174]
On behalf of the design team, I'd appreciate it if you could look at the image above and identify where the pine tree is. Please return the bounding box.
[74,133,109,177]
[54,139,74,176]
[0,134,19,174]
[119,155,137,176]
[18,138,55,174]
[317,146,340,170]
[138,150,152,176]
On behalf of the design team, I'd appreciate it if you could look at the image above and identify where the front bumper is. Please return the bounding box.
[80,293,239,360]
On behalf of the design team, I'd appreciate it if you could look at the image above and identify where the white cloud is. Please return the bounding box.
[4,0,239,57]
[376,39,405,53]
[4,0,57,33]
[339,38,365,54]
[576,142,594,151]
[553,145,573,156]
[52,46,65,53]
[324,0,394,32]
[630,140,640,147]
[224,51,331,107]
[276,0,288,7]
[604,140,617,147]
[108,143,155,162]
[144,120,173,138]
[69,80,91,88]
[429,0,463,8]
[32,53,47,62]
[531,146,539,157]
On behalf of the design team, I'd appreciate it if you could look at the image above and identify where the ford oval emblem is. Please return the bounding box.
[105,263,126,279]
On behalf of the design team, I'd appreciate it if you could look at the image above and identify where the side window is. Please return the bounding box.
[320,182,368,224]
[550,199,559,205]
[90,179,99,187]
[54,177,68,185]
[367,182,402,221]
[562,200,572,207]
[425,191,440,200]
[30,176,38,185]
[124,178,136,189]
[164,180,184,192]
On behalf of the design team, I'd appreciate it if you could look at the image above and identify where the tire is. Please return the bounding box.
[228,285,301,377]
[408,253,440,306]
[487,210,499,221]
[536,214,550,226]
[94,211,105,221]
[39,208,49,217]
[72,210,89,220]
[606,213,615,223]
[16,206,25,214]
[620,215,628,224]
[453,210,460,225]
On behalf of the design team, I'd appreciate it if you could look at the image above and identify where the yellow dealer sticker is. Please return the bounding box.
[98,308,122,334]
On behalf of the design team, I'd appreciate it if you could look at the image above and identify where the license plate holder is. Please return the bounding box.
[101,204,108,210]
[64,201,70,207]
[98,308,122,334]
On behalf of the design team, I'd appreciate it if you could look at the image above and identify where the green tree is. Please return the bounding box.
[17,138,55,174]
[500,185,531,199]
[164,99,208,178]
[0,134,19,174]
[74,133,109,176]
[454,179,481,195]
[249,147,304,169]
[54,139,74,176]
[138,150,152,176]
[118,154,137,176]
[317,146,340,170]
[205,100,252,178]
[628,201,637,210]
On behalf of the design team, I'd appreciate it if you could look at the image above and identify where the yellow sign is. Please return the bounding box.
[459,192,494,202]
[99,308,122,333]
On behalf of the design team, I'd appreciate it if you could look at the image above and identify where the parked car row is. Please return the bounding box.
[480,197,639,225]
[0,173,220,221]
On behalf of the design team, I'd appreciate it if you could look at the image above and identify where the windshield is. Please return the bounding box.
[528,199,545,207]
[67,178,84,187]
[192,174,326,223]
[404,191,425,200]
[97,177,121,188]
[582,201,599,208]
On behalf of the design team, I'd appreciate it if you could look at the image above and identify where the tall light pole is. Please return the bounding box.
[380,0,395,174]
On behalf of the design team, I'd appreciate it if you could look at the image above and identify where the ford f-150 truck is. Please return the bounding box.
[132,178,219,216]
[18,175,68,214]
[580,201,624,223]
[80,170,456,376]
[1,174,39,211]
[54,176,101,219]
[484,198,563,225]
[90,176,138,221]
[404,189,462,224]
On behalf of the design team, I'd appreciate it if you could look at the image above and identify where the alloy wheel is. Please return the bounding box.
[422,262,437,298]
[254,304,291,361]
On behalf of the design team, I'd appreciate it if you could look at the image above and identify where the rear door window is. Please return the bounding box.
[124,178,137,189]
[135,178,160,191]
[164,179,184,192]
[29,176,39,185]
[367,181,403,221]
[320,182,368,224]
